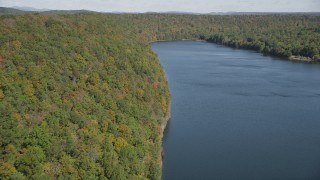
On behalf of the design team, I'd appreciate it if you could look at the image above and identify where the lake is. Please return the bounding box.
[151,41,320,180]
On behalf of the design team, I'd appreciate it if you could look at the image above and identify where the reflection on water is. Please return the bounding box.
[152,41,320,180]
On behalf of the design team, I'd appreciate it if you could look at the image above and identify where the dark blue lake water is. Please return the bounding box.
[151,41,320,180]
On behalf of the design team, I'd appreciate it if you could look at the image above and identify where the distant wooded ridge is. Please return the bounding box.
[1,7,320,15]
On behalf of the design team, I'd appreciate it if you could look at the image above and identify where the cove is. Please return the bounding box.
[151,41,320,180]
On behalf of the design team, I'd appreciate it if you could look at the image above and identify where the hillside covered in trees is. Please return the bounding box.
[0,13,170,179]
[0,12,319,179]
[132,14,320,61]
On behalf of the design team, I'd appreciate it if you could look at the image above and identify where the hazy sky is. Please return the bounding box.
[1,0,319,12]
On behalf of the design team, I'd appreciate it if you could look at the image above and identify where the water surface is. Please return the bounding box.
[151,41,320,180]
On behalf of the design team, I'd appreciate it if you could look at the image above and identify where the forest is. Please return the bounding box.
[0,11,319,180]
[130,14,320,61]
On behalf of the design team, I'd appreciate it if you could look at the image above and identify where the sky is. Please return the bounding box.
[1,0,319,13]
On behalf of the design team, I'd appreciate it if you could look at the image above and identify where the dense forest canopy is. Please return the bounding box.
[0,13,170,180]
[0,12,319,179]
[131,14,320,61]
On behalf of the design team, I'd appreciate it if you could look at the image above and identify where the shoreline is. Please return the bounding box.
[149,39,205,44]
[150,39,319,64]
[157,63,171,179]
[159,102,171,178]
[150,42,172,179]
[288,55,320,63]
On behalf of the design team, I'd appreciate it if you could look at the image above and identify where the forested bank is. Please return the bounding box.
[0,13,170,179]
[0,12,319,179]
[130,14,319,62]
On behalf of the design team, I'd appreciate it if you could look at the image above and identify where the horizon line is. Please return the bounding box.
[1,6,320,14]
